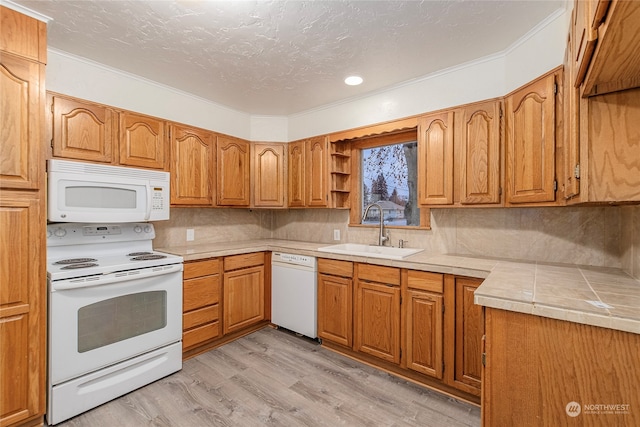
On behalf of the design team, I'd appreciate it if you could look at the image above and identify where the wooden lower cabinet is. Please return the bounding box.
[223,253,265,335]
[354,264,401,364]
[317,259,353,347]
[182,258,221,353]
[445,275,483,397]
[0,192,46,427]
[483,308,640,427]
[319,261,482,404]
[404,270,444,379]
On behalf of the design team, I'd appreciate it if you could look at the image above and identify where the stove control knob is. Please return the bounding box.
[144,225,152,233]
[133,225,142,233]
[53,228,67,237]
[47,229,52,238]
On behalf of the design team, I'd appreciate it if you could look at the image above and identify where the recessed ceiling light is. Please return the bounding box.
[344,75,363,86]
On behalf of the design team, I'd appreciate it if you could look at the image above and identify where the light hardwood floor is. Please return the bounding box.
[54,328,481,426]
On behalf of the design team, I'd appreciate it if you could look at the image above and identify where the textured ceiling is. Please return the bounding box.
[11,0,564,115]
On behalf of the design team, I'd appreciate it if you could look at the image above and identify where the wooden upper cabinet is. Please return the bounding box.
[572,0,599,88]
[119,112,166,170]
[217,135,250,206]
[418,111,454,205]
[0,53,44,190]
[306,136,329,207]
[287,140,306,207]
[51,94,116,163]
[570,87,640,204]
[0,5,46,63]
[583,0,640,96]
[169,124,215,206]
[505,72,557,205]
[252,143,285,207]
[564,21,581,200]
[455,100,502,205]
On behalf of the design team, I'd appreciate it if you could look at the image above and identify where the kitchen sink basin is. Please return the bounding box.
[317,243,424,260]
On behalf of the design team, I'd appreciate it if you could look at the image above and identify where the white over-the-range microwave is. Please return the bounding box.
[47,159,170,223]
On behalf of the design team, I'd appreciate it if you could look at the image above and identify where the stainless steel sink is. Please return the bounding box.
[317,243,424,260]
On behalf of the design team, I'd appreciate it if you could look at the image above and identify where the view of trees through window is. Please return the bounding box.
[361,140,419,226]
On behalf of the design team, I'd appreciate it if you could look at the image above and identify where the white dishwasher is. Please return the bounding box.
[271,252,317,339]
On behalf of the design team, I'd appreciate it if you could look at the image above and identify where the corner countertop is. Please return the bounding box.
[157,239,640,335]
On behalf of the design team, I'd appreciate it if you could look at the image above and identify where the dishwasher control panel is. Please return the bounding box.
[272,252,316,268]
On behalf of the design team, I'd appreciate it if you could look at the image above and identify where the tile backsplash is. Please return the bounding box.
[152,208,272,248]
[155,205,640,278]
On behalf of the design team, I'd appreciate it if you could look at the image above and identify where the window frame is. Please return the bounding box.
[348,129,430,230]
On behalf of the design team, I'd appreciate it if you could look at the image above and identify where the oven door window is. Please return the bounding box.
[77,291,167,353]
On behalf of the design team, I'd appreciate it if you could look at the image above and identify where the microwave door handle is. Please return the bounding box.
[144,182,152,221]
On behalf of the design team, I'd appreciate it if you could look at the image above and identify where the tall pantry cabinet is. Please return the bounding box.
[0,6,47,427]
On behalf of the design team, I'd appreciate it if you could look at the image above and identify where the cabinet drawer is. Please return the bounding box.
[224,252,264,271]
[183,305,219,330]
[184,258,220,279]
[358,264,400,286]
[318,258,353,277]
[182,321,220,350]
[407,270,444,293]
[183,275,220,312]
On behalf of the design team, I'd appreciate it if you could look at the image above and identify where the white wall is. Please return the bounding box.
[46,49,253,139]
[288,8,569,140]
[45,8,570,142]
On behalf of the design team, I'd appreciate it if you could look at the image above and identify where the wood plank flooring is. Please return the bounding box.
[54,328,480,426]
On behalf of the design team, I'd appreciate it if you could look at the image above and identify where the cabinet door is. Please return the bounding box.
[405,289,443,379]
[51,94,116,163]
[0,192,45,426]
[287,140,306,207]
[354,280,400,364]
[119,112,167,170]
[564,22,581,200]
[223,265,265,335]
[217,136,250,206]
[0,54,44,190]
[445,276,483,397]
[456,101,501,205]
[572,0,599,87]
[505,73,556,204]
[305,136,328,207]
[169,124,215,205]
[317,273,352,347]
[418,111,454,205]
[253,143,285,207]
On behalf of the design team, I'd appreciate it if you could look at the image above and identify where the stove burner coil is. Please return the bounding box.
[60,263,99,270]
[127,252,154,256]
[131,254,167,261]
[54,258,98,265]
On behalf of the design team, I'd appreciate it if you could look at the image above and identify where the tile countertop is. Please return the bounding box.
[157,239,640,335]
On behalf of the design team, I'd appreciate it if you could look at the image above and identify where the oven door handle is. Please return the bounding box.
[50,263,183,291]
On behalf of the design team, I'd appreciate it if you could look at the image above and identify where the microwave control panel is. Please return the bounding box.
[152,187,166,211]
